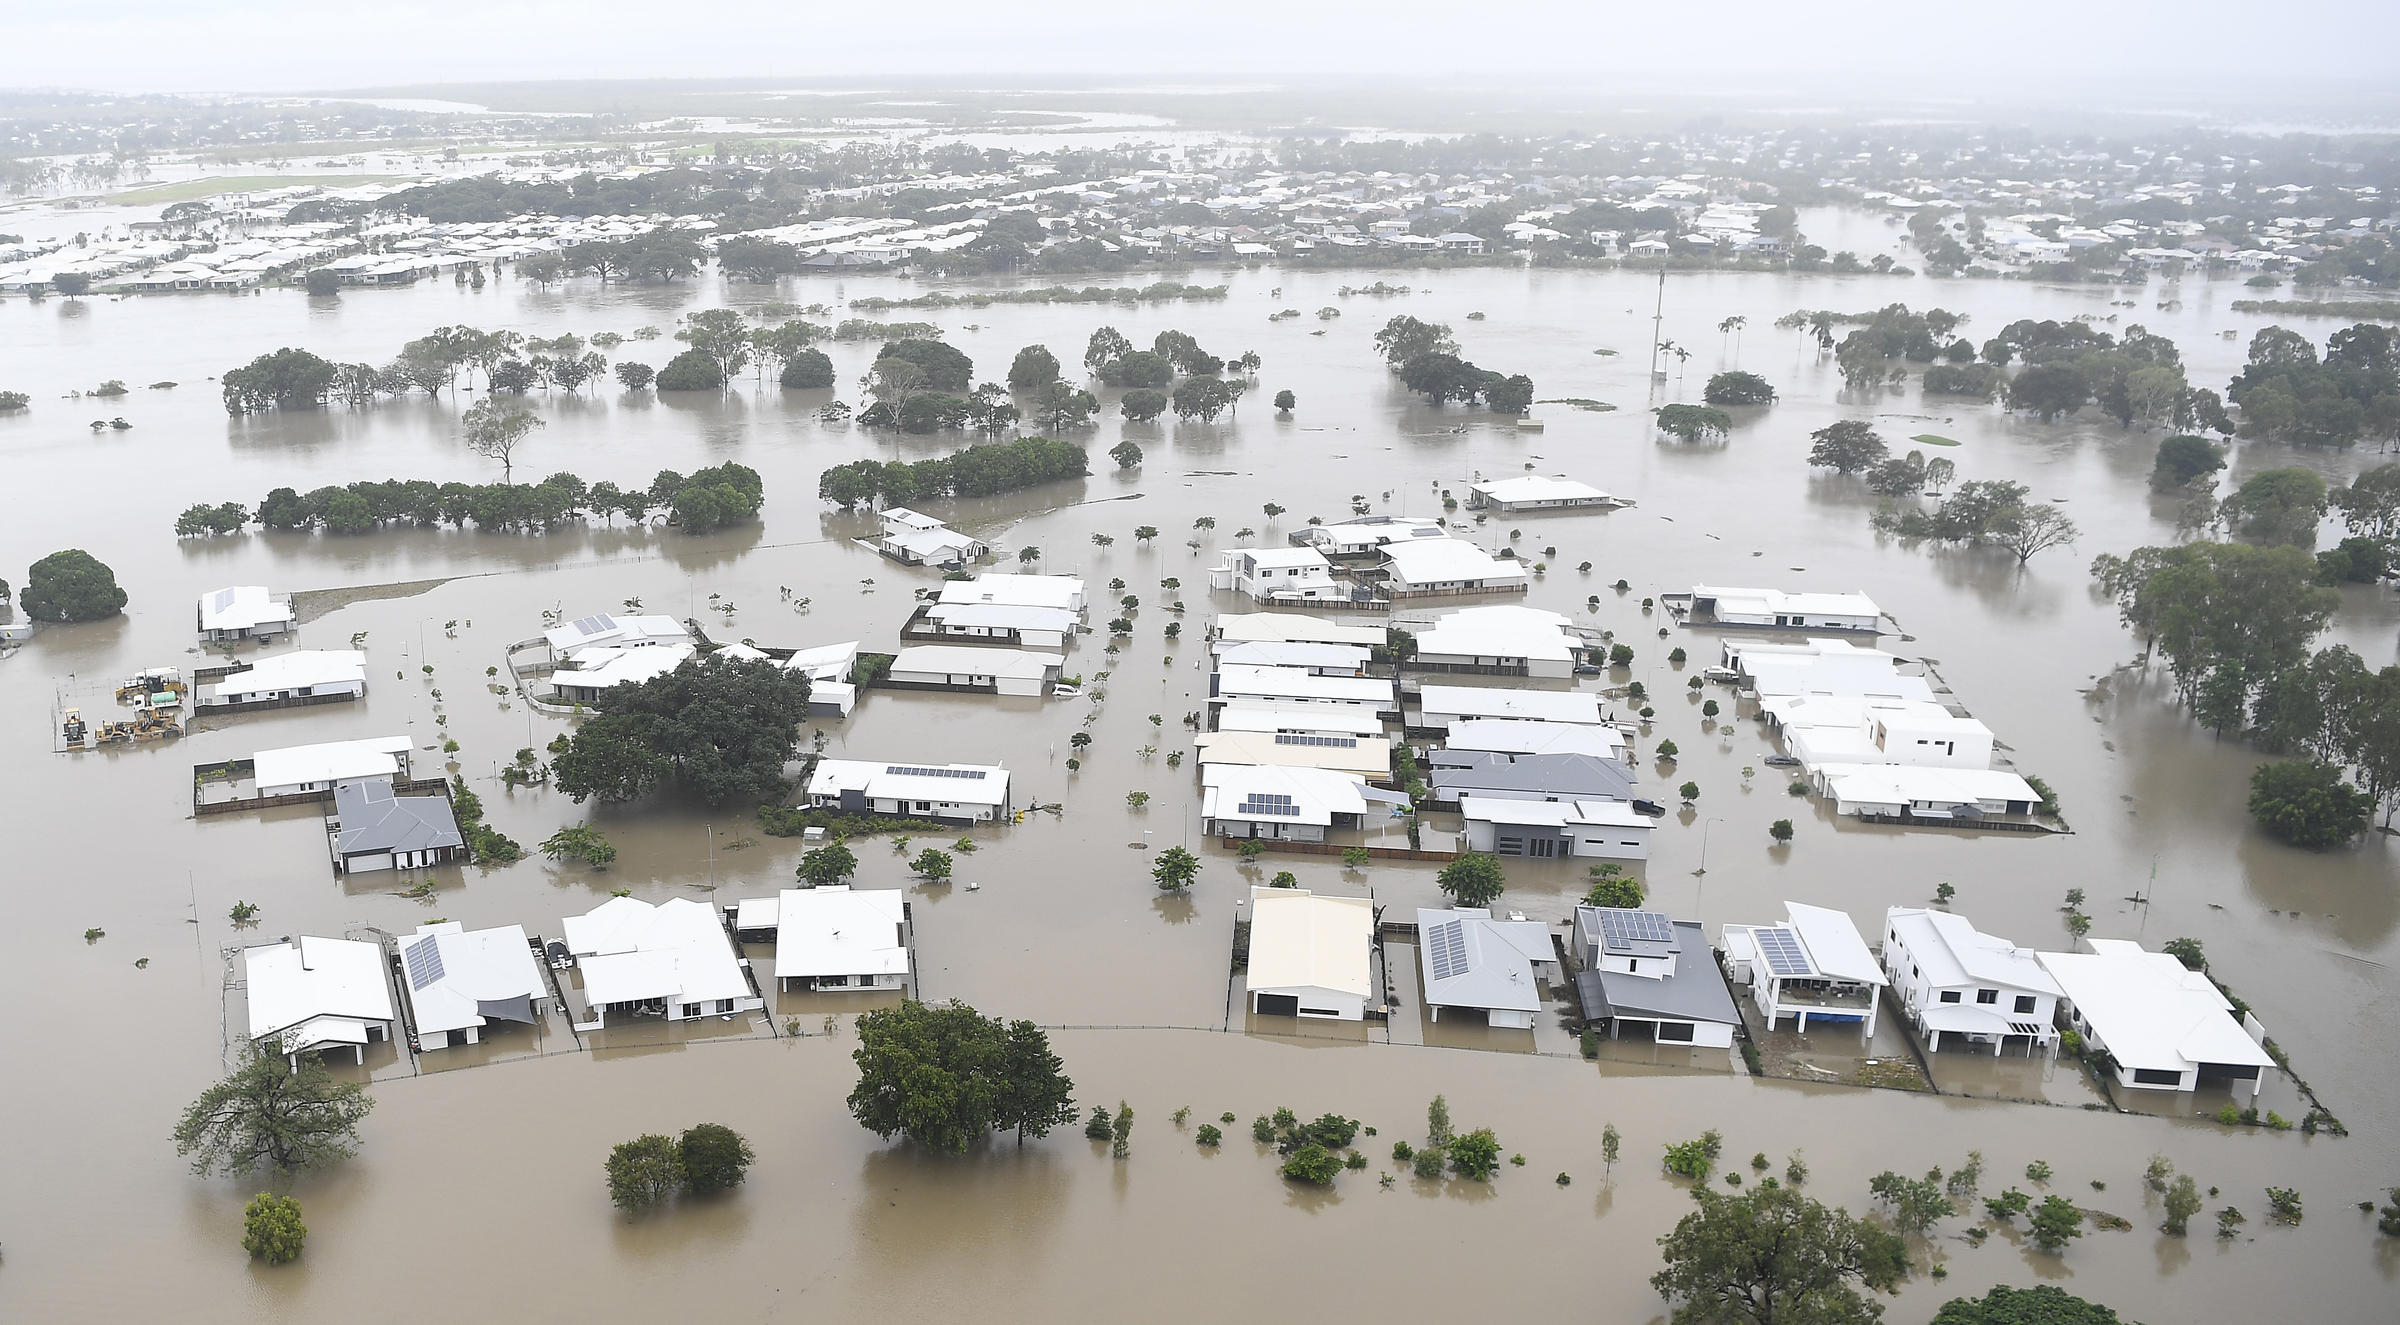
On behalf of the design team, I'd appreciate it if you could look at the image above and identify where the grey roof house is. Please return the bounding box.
[1573,907,1741,1049]
[330,779,467,874]
[1427,750,1637,805]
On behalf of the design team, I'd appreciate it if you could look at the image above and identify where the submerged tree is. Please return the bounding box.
[1651,1183,1907,1325]
[172,1053,374,1177]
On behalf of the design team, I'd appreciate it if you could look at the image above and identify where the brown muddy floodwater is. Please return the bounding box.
[3,209,2398,1321]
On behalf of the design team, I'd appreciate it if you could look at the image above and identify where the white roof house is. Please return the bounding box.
[197,586,295,641]
[1411,605,1582,677]
[1213,702,1390,738]
[938,573,1086,615]
[883,522,990,568]
[1810,764,2039,819]
[1460,798,1653,861]
[1212,641,1370,674]
[1193,730,1393,779]
[1202,763,1399,843]
[770,886,909,991]
[1212,663,1394,709]
[562,896,762,1027]
[1727,638,1932,703]
[1444,718,1626,760]
[2038,940,2274,1095]
[1290,515,1448,556]
[1380,539,1529,595]
[1208,546,1347,602]
[202,649,367,707]
[1415,906,1557,1028]
[252,734,414,796]
[1720,902,1887,1035]
[244,936,396,1063]
[395,922,547,1049]
[920,601,1078,649]
[1212,612,1384,647]
[1690,586,1881,632]
[552,641,697,704]
[1245,886,1375,1020]
[543,612,690,660]
[888,644,1059,697]
[1882,908,2062,1056]
[805,758,1011,822]
[1466,475,1618,511]
[1416,684,1605,729]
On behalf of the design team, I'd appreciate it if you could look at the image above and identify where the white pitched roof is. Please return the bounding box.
[1695,584,1881,620]
[2038,940,2273,1075]
[1214,664,1393,705]
[1460,798,1650,829]
[1418,684,1604,725]
[1382,539,1528,585]
[1784,902,1888,986]
[925,602,1078,633]
[1226,546,1333,570]
[1470,475,1613,505]
[1213,702,1389,737]
[891,644,1055,680]
[252,734,411,789]
[396,923,546,1038]
[1885,907,2060,995]
[198,585,293,633]
[544,613,690,656]
[1417,906,1552,1013]
[563,896,754,1010]
[1246,887,1373,998]
[555,641,695,691]
[244,936,394,1044]
[1414,605,1579,662]
[1192,730,1392,777]
[1201,763,1373,826]
[1212,641,1369,670]
[1212,612,1384,647]
[937,574,1085,611]
[781,640,860,679]
[1444,718,1625,758]
[209,649,366,701]
[807,758,1010,805]
[771,887,908,981]
[1814,764,2037,806]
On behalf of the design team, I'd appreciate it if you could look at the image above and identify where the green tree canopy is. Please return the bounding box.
[878,338,973,393]
[1930,1285,2121,1325]
[2220,467,2329,548]
[2151,435,2226,492]
[172,1053,374,1177]
[1808,420,1888,474]
[1151,844,1201,891]
[551,653,812,806]
[222,347,338,414]
[778,349,835,389]
[678,1123,754,1195]
[1651,1183,1908,1325]
[20,548,127,622]
[605,1134,686,1211]
[796,842,858,886]
[1007,344,1061,392]
[2249,759,2374,848]
[241,1193,308,1264]
[1657,404,1733,444]
[1703,371,1778,406]
[848,1000,1075,1154]
[655,348,725,391]
[1437,851,1506,907]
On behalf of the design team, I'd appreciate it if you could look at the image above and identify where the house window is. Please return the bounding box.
[1975,989,1998,1005]
[2132,1068,2183,1086]
[1657,1021,1695,1043]
[2014,995,2037,1014]
[681,1004,700,1018]
[1938,990,1962,1004]
[1495,836,1525,855]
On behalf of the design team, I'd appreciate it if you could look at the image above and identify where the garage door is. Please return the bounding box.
[1255,993,1299,1017]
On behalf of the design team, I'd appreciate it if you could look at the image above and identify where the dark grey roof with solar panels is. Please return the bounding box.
[1571,911,1741,1025]
[1426,751,1636,801]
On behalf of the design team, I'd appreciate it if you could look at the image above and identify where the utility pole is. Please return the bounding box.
[1648,269,1667,380]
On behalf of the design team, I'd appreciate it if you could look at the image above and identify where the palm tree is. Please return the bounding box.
[1718,315,1747,363]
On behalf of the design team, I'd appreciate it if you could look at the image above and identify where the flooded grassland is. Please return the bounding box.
[3,219,2399,1321]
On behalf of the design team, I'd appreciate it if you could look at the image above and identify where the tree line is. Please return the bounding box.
[178,463,763,538]
[818,436,1089,509]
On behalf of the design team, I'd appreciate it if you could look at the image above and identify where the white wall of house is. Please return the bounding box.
[1250,984,1364,1020]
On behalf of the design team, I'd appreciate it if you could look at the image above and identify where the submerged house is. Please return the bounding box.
[243,936,396,1065]
[1212,701,1390,740]
[1686,585,1881,632]
[1426,750,1638,806]
[329,779,466,873]
[197,585,295,643]
[877,507,989,568]
[768,886,910,992]
[1210,612,1384,648]
[1720,902,1888,1035]
[885,644,1059,697]
[1201,763,1406,842]
[252,735,414,798]
[1460,797,1653,861]
[1192,730,1394,781]
[541,612,691,665]
[1207,547,1348,602]
[1810,764,2040,820]
[1379,539,1528,596]
[805,759,1011,822]
[1443,718,1626,761]
[1409,605,1583,678]
[1573,907,1740,1047]
[1416,906,1557,1028]
[1883,907,2060,1056]
[561,896,763,1028]
[551,641,697,706]
[1415,684,1606,730]
[938,573,1087,617]
[913,601,1079,650]
[1465,475,1618,512]
[2037,939,2274,1096]
[395,922,548,1051]
[1244,886,1375,1020]
[197,649,366,710]
[1210,663,1395,712]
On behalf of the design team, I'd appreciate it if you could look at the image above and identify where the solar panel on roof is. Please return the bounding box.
[1755,927,1813,978]
[1237,793,1299,816]
[569,613,614,637]
[211,588,238,612]
[1597,909,1675,949]
[1428,920,1469,981]
[403,937,446,990]
[1273,733,1359,749]
[884,765,988,780]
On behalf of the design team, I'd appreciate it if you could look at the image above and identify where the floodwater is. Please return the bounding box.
[4,208,2399,1321]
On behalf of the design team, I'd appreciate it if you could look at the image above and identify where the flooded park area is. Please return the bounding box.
[4,206,2400,1320]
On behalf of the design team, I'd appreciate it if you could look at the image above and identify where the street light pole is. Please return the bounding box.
[1696,816,1725,876]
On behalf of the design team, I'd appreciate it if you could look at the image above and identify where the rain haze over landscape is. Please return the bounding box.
[6,4,2400,1322]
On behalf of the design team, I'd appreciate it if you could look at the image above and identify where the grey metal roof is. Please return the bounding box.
[335,780,464,857]
[1428,752,1636,801]
[1593,922,1741,1026]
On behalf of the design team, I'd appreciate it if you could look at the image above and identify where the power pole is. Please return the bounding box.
[1648,269,1667,380]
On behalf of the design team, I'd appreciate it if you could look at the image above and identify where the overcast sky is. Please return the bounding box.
[7,1,2398,104]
